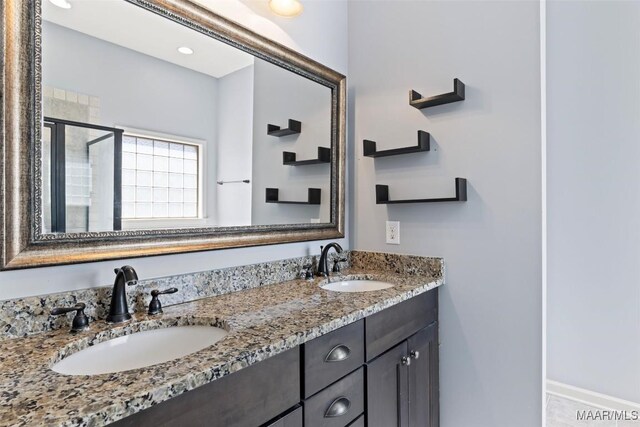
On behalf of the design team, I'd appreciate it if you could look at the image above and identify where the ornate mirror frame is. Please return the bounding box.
[0,0,346,269]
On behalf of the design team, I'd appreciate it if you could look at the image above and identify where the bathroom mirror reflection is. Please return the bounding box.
[40,0,332,233]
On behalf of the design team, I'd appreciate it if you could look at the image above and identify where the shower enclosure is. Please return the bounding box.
[42,117,123,233]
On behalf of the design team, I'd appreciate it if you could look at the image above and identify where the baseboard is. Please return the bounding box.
[546,380,640,412]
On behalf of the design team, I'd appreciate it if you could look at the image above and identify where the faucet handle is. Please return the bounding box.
[51,302,89,333]
[148,288,178,315]
[332,257,348,273]
[302,264,314,280]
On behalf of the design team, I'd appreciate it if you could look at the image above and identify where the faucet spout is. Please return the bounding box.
[317,242,344,277]
[106,265,138,323]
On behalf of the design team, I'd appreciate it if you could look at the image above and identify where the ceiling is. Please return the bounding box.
[42,0,255,79]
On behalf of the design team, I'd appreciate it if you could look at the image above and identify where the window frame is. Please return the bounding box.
[119,126,205,226]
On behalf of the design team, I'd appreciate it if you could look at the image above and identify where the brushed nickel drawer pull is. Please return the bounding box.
[324,396,351,418]
[325,344,351,362]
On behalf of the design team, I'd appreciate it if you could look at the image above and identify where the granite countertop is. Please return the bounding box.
[0,264,443,426]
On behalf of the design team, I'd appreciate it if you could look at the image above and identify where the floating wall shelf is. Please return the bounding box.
[376,178,467,204]
[363,131,430,158]
[283,147,331,166]
[267,119,302,137]
[410,78,465,110]
[266,188,321,205]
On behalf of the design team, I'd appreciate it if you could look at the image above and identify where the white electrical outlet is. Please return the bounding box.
[386,221,400,245]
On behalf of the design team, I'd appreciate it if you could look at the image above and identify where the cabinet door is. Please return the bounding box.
[407,322,439,427]
[366,341,409,427]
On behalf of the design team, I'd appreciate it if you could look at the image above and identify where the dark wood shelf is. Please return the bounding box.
[363,131,430,158]
[409,78,465,110]
[267,119,301,137]
[266,188,321,205]
[283,147,331,165]
[376,178,467,204]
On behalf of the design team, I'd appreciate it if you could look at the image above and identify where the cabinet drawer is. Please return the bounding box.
[264,405,303,427]
[109,347,300,427]
[303,319,364,398]
[304,367,364,427]
[366,289,437,361]
[347,414,365,427]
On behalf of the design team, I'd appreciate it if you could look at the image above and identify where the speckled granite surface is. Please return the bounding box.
[0,252,351,340]
[0,251,443,427]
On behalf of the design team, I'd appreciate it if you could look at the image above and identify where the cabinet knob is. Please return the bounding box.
[410,350,420,359]
[325,344,351,362]
[324,396,351,418]
[401,356,411,366]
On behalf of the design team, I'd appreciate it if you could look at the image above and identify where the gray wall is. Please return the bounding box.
[251,58,332,225]
[0,1,348,299]
[42,21,219,226]
[1,1,549,422]
[547,0,640,403]
[348,1,542,426]
[216,65,255,227]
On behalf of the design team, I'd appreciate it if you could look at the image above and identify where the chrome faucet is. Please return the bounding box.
[317,242,343,277]
[106,265,138,323]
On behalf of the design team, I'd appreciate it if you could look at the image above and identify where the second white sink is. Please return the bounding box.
[52,325,228,376]
[321,280,394,293]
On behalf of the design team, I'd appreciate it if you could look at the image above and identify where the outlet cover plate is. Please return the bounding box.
[386,221,400,245]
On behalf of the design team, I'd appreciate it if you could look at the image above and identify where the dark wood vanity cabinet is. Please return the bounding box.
[109,290,438,427]
[265,406,304,427]
[365,289,438,361]
[366,322,439,427]
[304,368,365,426]
[407,324,440,427]
[302,319,365,398]
[110,347,301,427]
[301,289,439,427]
[365,290,439,427]
[367,340,410,426]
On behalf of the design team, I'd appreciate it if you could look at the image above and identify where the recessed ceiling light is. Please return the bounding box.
[269,0,303,17]
[49,0,72,9]
[177,46,194,55]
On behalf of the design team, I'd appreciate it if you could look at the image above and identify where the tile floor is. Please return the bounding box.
[547,394,640,426]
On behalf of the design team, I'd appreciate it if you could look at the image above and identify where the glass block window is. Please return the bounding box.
[121,134,199,219]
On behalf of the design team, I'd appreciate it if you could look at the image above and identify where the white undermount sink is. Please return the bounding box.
[52,325,228,376]
[321,280,394,293]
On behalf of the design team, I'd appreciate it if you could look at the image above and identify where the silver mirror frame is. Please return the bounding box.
[0,0,346,269]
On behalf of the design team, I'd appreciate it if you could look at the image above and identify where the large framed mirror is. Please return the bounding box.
[0,0,345,269]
